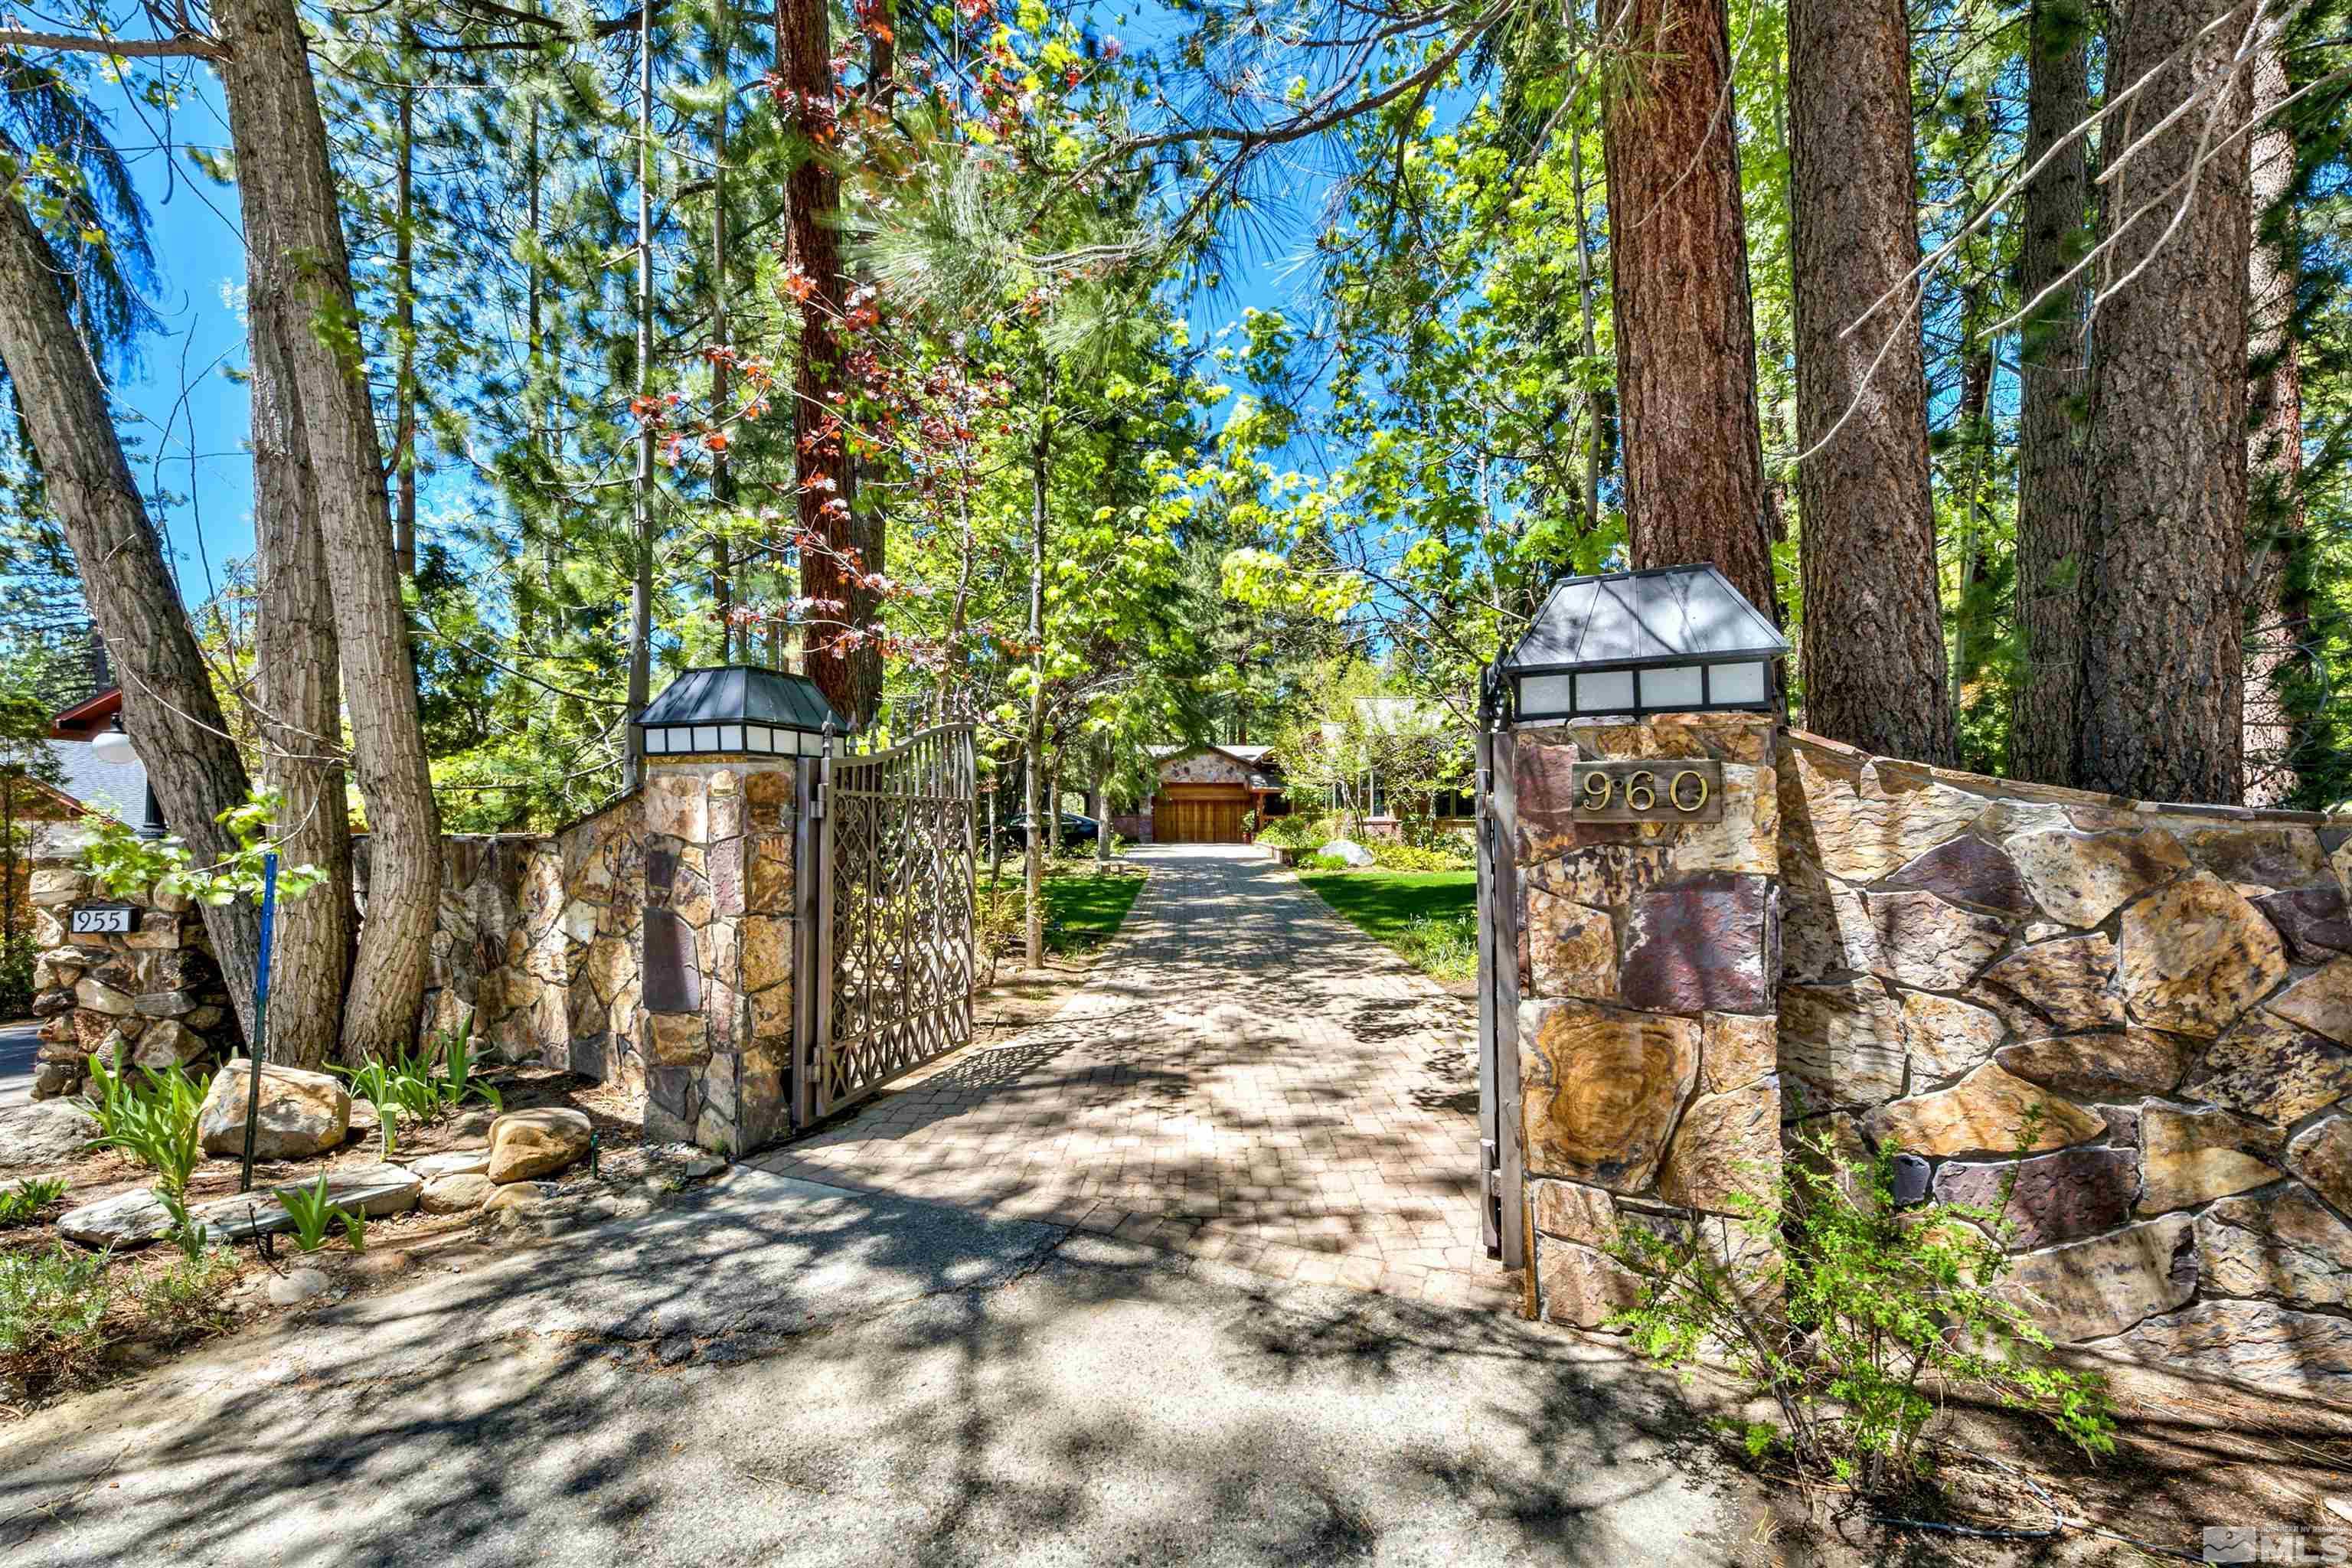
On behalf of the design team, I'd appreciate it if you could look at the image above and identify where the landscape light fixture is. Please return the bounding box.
[1498,564,1790,723]
[632,665,851,760]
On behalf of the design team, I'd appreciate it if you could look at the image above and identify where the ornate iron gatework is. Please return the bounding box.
[804,723,977,1122]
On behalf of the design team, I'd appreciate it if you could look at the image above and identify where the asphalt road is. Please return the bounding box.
[0,1018,38,1106]
[0,1167,1753,1566]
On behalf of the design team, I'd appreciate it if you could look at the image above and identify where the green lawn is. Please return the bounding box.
[1040,869,1148,954]
[1298,869,1479,984]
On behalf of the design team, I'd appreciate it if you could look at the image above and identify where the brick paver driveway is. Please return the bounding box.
[753,845,1519,1310]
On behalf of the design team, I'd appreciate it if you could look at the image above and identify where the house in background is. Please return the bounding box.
[44,682,155,827]
[1319,697,1475,841]
[1119,743,1291,844]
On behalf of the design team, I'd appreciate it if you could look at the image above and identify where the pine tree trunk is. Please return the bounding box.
[1788,0,1952,762]
[246,253,354,1069]
[2011,0,2096,786]
[1599,0,1775,618]
[0,186,263,1039]
[393,78,418,583]
[779,0,882,727]
[625,0,657,788]
[1023,390,1050,972]
[2242,32,2307,806]
[214,0,443,1059]
[2077,0,2252,804]
[711,72,736,665]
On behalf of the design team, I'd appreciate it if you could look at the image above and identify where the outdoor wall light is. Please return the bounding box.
[1498,564,1789,723]
[632,665,851,760]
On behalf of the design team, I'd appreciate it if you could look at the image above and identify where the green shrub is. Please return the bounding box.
[1253,815,1329,851]
[0,1244,114,1405]
[0,1178,67,1228]
[1367,838,1471,873]
[1602,1121,2115,1500]
[82,1059,207,1200]
[1396,913,1478,982]
[133,1250,238,1341]
[336,1013,500,1158]
[1297,852,1351,872]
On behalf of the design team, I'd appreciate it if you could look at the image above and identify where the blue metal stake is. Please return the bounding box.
[238,852,279,1194]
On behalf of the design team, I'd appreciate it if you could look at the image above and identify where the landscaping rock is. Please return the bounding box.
[2006,828,2188,929]
[274,1163,423,1218]
[2112,1300,2352,1406]
[2198,1190,2352,1310]
[1658,1076,1779,1214]
[2115,873,2286,1037]
[1981,934,2126,1031]
[1930,1146,2139,1250]
[57,1187,175,1248]
[1992,1030,2194,1101]
[2138,1105,2279,1215]
[1520,999,1697,1191]
[1318,839,1374,868]
[2000,1214,2197,1342]
[408,1151,492,1180]
[482,1181,555,1215]
[1863,1063,2104,1158]
[1862,891,2010,991]
[486,1108,594,1183]
[197,1061,350,1159]
[421,1173,499,1214]
[0,1100,97,1168]
[2286,1114,2352,1212]
[266,1267,331,1307]
[2181,1009,2352,1125]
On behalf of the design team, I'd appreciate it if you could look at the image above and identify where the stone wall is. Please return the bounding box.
[1511,713,1784,1329]
[1775,729,2352,1406]
[637,760,798,1154]
[24,824,240,1098]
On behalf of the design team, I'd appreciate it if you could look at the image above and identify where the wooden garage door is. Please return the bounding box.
[1155,787,1251,844]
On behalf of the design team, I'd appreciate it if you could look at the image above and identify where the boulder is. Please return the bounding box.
[274,1163,422,1219]
[1864,1063,2104,1158]
[2005,828,2188,929]
[1317,838,1375,868]
[485,1107,593,1183]
[407,1150,492,1180]
[2115,873,2287,1037]
[0,1100,98,1168]
[421,1173,499,1214]
[2000,1214,2197,1342]
[266,1268,331,1307]
[1930,1145,2139,1250]
[1993,1030,2194,1101]
[57,1187,175,1249]
[2197,1190,2352,1310]
[198,1061,350,1159]
[2287,1114,2352,1212]
[2138,1105,2279,1215]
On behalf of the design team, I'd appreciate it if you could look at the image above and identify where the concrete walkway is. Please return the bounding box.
[756,845,1518,1311]
[0,1167,1749,1566]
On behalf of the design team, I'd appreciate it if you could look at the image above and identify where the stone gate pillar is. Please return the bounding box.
[639,757,800,1154]
[1512,713,1783,1326]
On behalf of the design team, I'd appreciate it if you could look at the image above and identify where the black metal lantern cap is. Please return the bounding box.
[1501,564,1789,722]
[635,665,851,760]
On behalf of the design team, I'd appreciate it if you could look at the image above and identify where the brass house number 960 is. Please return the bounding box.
[1569,760,1726,824]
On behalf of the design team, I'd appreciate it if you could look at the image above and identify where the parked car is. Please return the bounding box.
[997,812,1101,851]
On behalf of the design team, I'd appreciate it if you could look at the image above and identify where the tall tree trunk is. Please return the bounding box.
[1569,122,1607,534]
[2011,0,2096,786]
[214,0,442,1059]
[779,0,882,727]
[711,74,735,665]
[246,247,354,1068]
[393,77,418,582]
[625,0,657,788]
[0,185,263,1040]
[1788,0,1952,762]
[1599,0,1775,618]
[2242,31,2307,806]
[1023,381,1051,972]
[2077,0,2252,803]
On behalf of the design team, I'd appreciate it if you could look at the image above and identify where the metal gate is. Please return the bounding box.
[799,722,978,1125]
[1475,668,1526,1267]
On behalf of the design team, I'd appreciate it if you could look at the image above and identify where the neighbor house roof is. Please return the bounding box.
[1148,742,1276,765]
[41,738,146,821]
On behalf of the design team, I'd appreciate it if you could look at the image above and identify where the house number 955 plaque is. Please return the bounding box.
[1570,760,1725,824]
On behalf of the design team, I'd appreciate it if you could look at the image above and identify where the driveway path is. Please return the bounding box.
[756,845,1517,1311]
[1,1018,39,1106]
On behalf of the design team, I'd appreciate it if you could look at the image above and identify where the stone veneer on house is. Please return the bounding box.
[1514,714,2352,1408]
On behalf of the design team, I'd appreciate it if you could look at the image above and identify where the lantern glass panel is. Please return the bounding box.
[1639,664,1704,710]
[1708,661,1766,705]
[693,726,718,751]
[1573,669,1635,713]
[644,727,668,754]
[719,724,743,752]
[1519,673,1573,717]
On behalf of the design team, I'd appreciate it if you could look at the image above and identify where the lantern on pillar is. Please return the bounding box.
[1499,565,1788,723]
[633,665,851,760]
